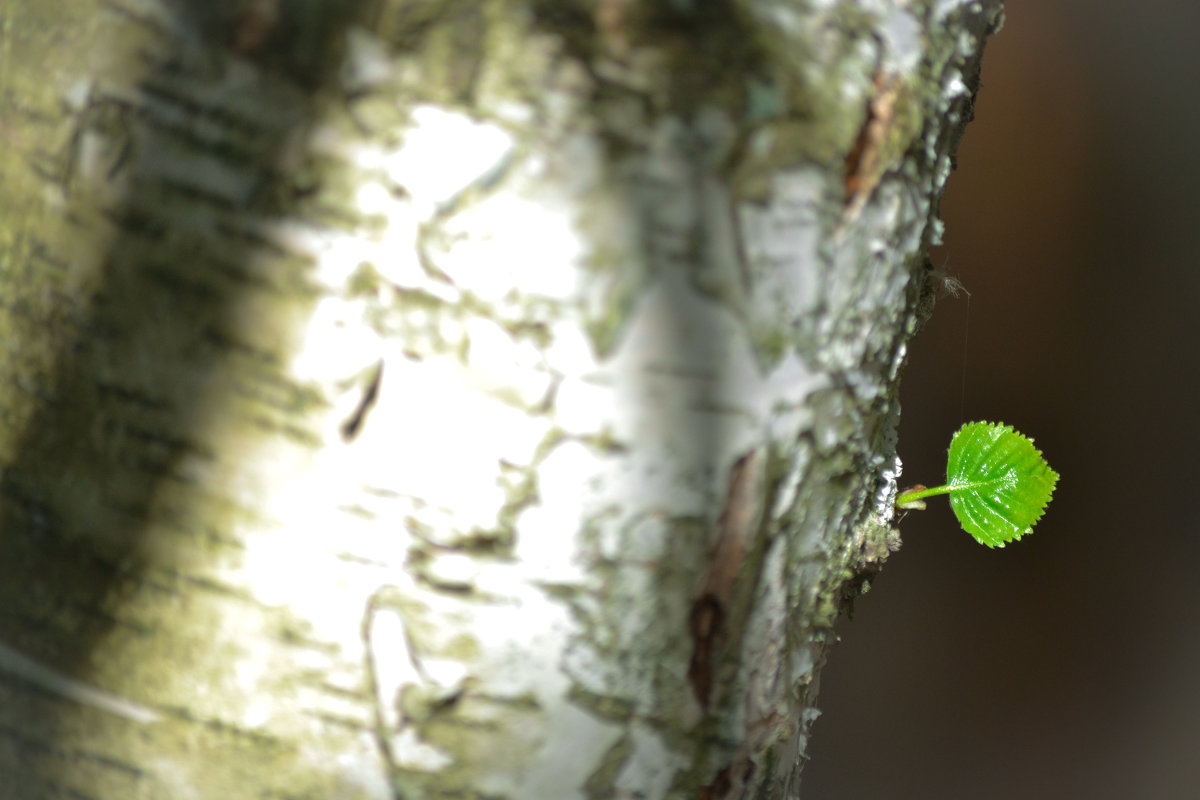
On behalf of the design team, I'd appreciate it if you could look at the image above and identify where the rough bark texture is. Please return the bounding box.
[0,1,1000,798]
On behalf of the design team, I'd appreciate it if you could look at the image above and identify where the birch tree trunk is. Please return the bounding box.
[0,1,1001,797]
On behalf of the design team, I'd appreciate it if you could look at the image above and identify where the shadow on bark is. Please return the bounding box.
[0,1,371,792]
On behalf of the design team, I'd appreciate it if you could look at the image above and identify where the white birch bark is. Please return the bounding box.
[0,0,1001,797]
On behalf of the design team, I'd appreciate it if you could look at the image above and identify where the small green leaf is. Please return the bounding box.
[946,421,1058,547]
[895,421,1059,547]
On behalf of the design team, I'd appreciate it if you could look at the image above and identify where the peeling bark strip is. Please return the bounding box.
[688,450,761,708]
[844,73,909,207]
[0,0,1002,797]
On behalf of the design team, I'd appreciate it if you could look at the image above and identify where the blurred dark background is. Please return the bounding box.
[803,2,1200,797]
